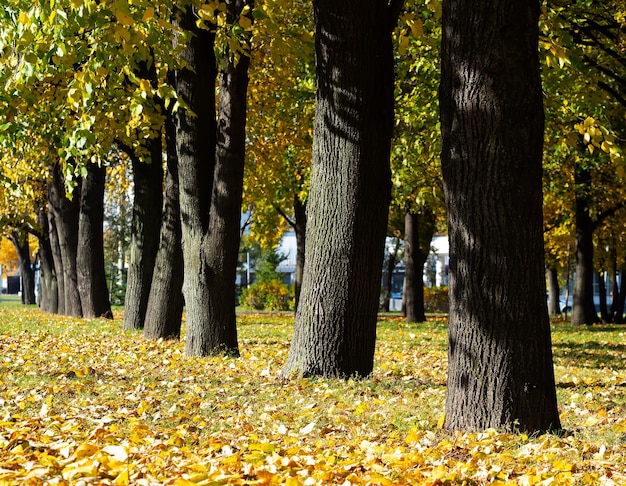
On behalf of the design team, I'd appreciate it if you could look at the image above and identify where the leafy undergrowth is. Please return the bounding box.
[0,306,625,485]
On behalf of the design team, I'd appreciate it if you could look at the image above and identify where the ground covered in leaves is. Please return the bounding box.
[0,300,625,485]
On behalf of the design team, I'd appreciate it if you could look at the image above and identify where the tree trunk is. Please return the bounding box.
[47,207,65,315]
[48,163,82,317]
[293,193,306,310]
[615,270,626,323]
[77,163,112,319]
[36,208,58,314]
[546,267,561,315]
[144,111,184,340]
[597,271,610,322]
[122,140,164,330]
[382,237,400,313]
[571,166,599,325]
[281,0,395,378]
[404,210,435,322]
[10,229,36,305]
[440,0,560,432]
[172,6,222,354]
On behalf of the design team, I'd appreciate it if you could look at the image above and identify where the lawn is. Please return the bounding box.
[0,304,624,485]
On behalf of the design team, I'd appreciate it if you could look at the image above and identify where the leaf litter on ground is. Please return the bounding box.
[0,305,624,485]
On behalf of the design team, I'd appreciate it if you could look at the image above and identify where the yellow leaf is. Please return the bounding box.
[115,11,134,26]
[437,413,446,429]
[142,7,154,22]
[299,421,315,435]
[552,459,573,472]
[239,14,252,30]
[409,18,423,38]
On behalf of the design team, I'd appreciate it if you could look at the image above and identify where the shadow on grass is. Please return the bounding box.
[552,340,626,371]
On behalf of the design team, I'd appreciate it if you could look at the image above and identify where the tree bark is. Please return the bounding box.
[546,267,561,315]
[440,0,561,432]
[281,0,396,378]
[36,208,58,314]
[77,163,112,319]
[48,163,82,317]
[122,140,164,330]
[571,165,599,325]
[144,111,184,340]
[46,207,65,315]
[172,6,229,355]
[10,229,36,305]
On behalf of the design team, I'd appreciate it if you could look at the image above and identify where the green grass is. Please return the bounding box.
[0,306,624,484]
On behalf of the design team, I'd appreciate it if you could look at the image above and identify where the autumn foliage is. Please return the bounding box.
[0,302,624,484]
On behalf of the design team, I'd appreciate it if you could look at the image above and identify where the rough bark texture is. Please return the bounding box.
[122,140,164,330]
[546,267,561,315]
[48,163,82,317]
[571,166,599,325]
[10,229,36,305]
[144,112,184,341]
[77,163,112,319]
[173,6,222,355]
[36,208,58,314]
[440,0,561,432]
[281,0,395,378]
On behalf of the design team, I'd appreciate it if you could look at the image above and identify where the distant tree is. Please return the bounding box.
[440,0,561,432]
[9,228,36,305]
[281,0,403,378]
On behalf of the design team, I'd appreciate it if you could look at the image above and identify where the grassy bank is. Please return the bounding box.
[0,305,624,484]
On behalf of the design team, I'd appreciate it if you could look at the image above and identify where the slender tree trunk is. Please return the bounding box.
[281,0,396,378]
[47,207,65,315]
[404,211,424,322]
[615,269,626,323]
[404,210,435,322]
[77,163,112,319]
[122,140,164,330]
[608,253,618,320]
[571,166,599,325]
[293,194,306,310]
[546,267,561,315]
[10,229,36,305]
[597,271,610,322]
[144,112,184,340]
[36,208,58,314]
[48,163,82,317]
[440,0,560,432]
[382,237,400,313]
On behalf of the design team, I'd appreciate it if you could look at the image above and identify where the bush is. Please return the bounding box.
[241,280,293,311]
[424,286,449,313]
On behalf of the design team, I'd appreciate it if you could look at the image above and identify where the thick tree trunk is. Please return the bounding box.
[36,208,58,314]
[571,167,599,325]
[47,208,65,315]
[172,6,222,354]
[440,0,560,432]
[48,163,82,317]
[281,0,395,378]
[122,140,164,330]
[546,267,561,315]
[10,229,36,305]
[77,163,112,319]
[144,112,184,340]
